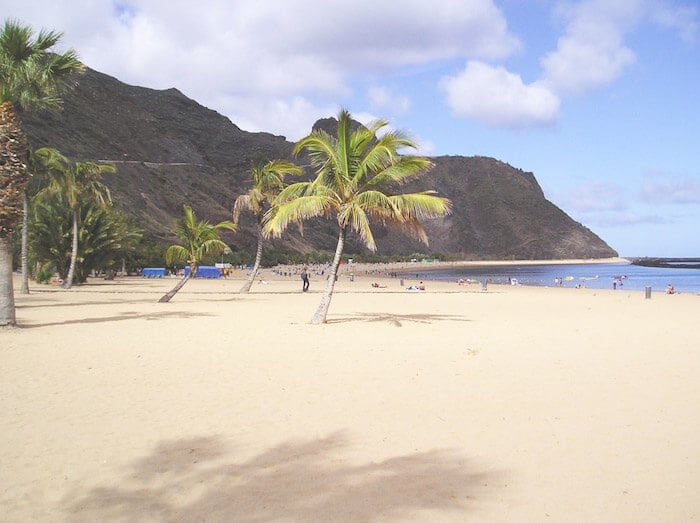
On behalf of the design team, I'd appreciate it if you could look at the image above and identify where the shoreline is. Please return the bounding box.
[268,257,630,277]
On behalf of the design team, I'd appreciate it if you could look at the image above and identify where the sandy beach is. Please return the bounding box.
[2,268,699,522]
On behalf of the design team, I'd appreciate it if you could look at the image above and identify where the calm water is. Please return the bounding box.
[397,262,700,294]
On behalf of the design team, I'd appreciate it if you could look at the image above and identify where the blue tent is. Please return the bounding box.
[184,265,221,278]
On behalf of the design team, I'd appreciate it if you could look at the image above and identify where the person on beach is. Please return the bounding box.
[301,266,310,292]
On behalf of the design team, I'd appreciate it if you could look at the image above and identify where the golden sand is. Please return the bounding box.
[2,269,698,521]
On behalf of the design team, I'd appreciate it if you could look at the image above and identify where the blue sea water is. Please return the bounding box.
[397,262,700,294]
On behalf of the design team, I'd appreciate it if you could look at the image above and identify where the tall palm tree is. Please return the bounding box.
[159,205,236,303]
[233,159,301,293]
[42,157,116,289]
[0,19,83,325]
[265,109,452,324]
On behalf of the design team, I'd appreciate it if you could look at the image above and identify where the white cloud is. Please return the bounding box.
[562,182,627,213]
[639,175,700,204]
[440,61,560,128]
[649,2,699,43]
[368,86,411,114]
[217,95,338,141]
[540,0,640,94]
[2,0,521,138]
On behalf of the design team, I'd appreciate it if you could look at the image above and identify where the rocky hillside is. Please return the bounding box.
[20,66,617,260]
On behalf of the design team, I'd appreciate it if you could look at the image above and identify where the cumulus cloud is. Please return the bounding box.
[216,95,338,141]
[540,0,640,94]
[3,0,521,137]
[7,0,695,138]
[441,0,698,128]
[440,61,560,128]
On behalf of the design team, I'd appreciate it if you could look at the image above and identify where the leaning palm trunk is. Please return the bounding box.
[20,195,29,294]
[62,210,79,289]
[311,226,346,325]
[0,235,16,326]
[159,264,195,302]
[239,225,264,293]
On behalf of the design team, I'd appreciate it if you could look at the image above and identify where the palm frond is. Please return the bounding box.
[393,216,430,245]
[366,156,433,188]
[293,131,337,172]
[232,194,254,224]
[263,195,336,238]
[274,181,314,203]
[213,220,237,233]
[164,244,188,265]
[338,203,376,251]
[389,192,453,220]
[352,190,397,220]
[197,238,229,258]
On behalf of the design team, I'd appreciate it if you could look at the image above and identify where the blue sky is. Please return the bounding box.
[5,0,699,257]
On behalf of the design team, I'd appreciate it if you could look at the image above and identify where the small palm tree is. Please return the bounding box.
[233,159,301,293]
[29,193,134,283]
[0,19,83,325]
[159,205,236,303]
[20,147,64,293]
[265,109,452,324]
[41,156,116,289]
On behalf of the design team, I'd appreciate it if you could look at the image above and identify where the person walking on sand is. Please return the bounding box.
[301,266,310,292]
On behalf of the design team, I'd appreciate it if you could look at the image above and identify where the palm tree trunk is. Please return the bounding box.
[0,234,16,326]
[62,209,79,289]
[159,273,192,302]
[20,195,29,294]
[239,225,264,293]
[311,226,346,325]
[0,102,28,324]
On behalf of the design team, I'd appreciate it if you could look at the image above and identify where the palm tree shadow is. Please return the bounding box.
[63,433,506,522]
[20,310,215,329]
[327,312,471,327]
[17,297,159,309]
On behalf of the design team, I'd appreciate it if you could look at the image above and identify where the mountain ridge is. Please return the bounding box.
[20,66,617,260]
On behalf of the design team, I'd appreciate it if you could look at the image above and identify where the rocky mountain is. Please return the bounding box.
[20,66,617,260]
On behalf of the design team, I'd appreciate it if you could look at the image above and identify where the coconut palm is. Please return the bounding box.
[0,19,83,325]
[265,109,452,324]
[159,205,236,303]
[233,159,301,293]
[41,157,116,289]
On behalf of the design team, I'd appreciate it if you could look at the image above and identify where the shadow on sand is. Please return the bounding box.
[327,312,471,327]
[64,433,505,521]
[19,310,215,329]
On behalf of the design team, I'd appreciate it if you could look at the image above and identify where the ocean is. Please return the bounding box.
[396,262,700,294]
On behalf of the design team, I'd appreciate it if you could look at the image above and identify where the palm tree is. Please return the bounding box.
[42,157,116,289]
[159,205,236,303]
[265,109,452,324]
[20,147,64,293]
[30,192,139,284]
[233,159,301,293]
[0,19,83,325]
